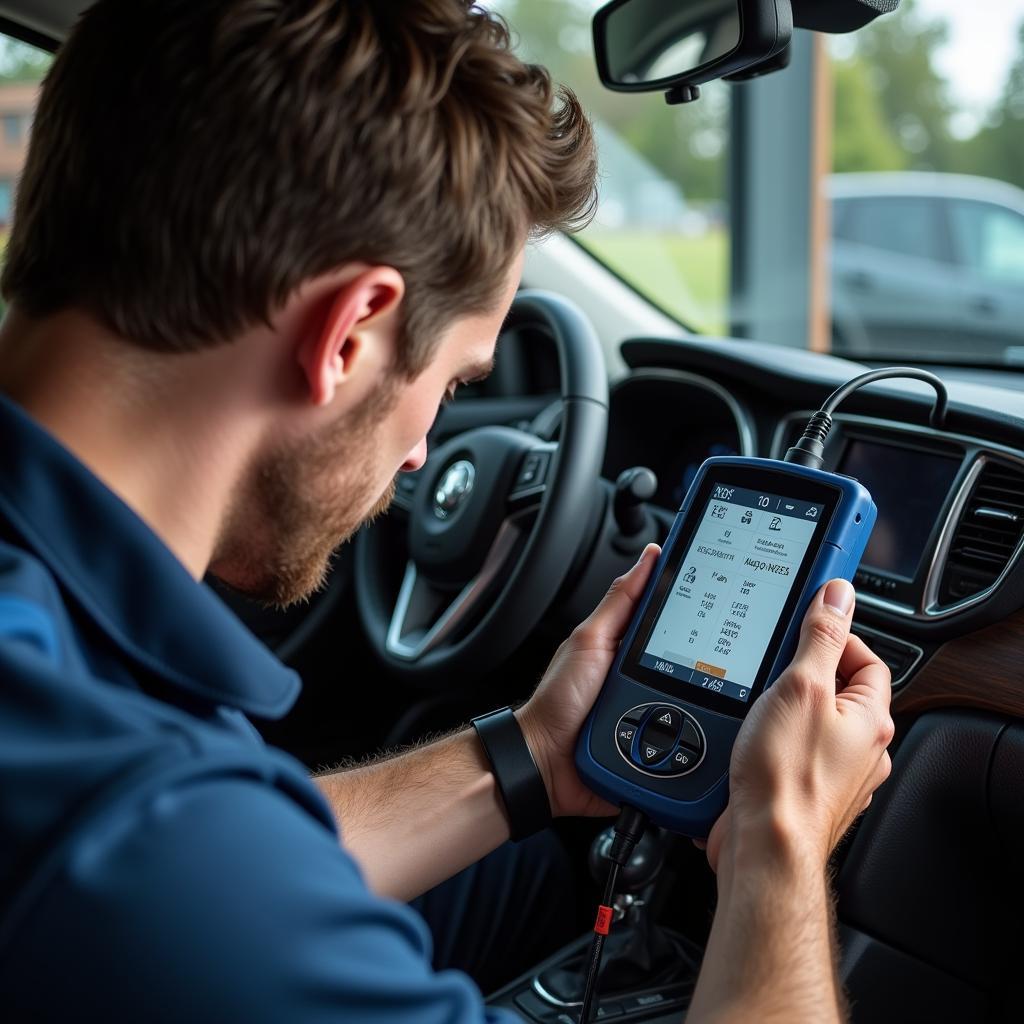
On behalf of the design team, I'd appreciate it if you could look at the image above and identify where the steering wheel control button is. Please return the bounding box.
[679,718,703,753]
[639,740,670,767]
[432,460,475,520]
[615,722,638,757]
[515,450,551,489]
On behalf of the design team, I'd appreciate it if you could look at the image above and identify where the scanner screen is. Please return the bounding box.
[639,483,823,703]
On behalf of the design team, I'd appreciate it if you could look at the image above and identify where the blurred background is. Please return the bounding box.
[1,0,1022,365]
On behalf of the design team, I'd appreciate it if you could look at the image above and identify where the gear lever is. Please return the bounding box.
[611,467,660,557]
[534,824,691,1006]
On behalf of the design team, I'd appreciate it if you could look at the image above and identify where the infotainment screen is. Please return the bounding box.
[838,440,960,580]
[624,472,837,714]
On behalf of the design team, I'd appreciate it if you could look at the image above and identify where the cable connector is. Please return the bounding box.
[784,410,834,470]
[606,805,647,866]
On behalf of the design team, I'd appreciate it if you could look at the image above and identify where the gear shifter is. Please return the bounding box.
[612,467,659,556]
[534,825,695,1006]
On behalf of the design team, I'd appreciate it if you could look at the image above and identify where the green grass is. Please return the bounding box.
[580,227,729,335]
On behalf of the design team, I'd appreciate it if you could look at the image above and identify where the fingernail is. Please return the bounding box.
[824,579,855,615]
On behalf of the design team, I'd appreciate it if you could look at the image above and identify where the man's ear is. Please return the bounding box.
[297,266,405,407]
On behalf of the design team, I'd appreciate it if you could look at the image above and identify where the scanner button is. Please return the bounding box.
[679,718,703,753]
[620,706,646,726]
[668,748,696,772]
[639,740,671,767]
[615,722,637,756]
[649,706,682,736]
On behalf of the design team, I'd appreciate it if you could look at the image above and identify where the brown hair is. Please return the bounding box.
[1,1,596,375]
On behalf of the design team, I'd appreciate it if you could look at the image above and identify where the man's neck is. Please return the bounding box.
[0,307,260,580]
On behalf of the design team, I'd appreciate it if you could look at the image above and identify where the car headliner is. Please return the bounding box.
[0,0,84,44]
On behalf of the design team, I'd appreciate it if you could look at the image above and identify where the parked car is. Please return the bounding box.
[829,172,1024,363]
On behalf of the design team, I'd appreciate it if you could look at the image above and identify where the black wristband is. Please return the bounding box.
[472,707,552,842]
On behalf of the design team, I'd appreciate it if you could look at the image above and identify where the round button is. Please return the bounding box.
[612,703,707,778]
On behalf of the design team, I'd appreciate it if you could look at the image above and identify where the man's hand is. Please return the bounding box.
[705,578,894,877]
[517,544,660,819]
[687,580,893,1024]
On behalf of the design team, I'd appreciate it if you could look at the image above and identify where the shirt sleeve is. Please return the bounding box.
[2,773,522,1024]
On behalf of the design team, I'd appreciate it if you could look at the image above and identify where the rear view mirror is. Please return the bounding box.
[593,0,792,104]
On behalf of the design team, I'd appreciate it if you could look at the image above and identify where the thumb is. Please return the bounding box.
[576,544,661,647]
[779,578,856,699]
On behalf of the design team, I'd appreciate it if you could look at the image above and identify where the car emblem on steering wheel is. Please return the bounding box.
[433,460,476,519]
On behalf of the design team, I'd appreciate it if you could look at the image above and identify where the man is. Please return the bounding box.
[0,1,893,1021]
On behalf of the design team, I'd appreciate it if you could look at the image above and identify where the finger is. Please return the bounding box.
[837,635,892,706]
[837,633,883,681]
[577,544,661,645]
[705,807,730,874]
[778,579,855,699]
[692,838,707,851]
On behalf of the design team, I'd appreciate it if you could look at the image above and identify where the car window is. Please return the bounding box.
[838,197,948,263]
[500,0,1024,367]
[0,35,49,303]
[949,200,1024,283]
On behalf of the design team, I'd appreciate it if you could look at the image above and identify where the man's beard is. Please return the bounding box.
[210,386,400,608]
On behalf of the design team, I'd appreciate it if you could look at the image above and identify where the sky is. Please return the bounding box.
[925,0,1022,111]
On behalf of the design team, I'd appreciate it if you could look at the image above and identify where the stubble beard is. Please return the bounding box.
[210,384,400,608]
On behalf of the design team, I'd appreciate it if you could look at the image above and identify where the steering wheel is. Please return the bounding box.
[355,290,608,685]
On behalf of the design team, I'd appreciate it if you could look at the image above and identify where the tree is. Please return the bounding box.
[842,0,958,172]
[0,37,49,83]
[956,23,1024,190]
[831,54,907,173]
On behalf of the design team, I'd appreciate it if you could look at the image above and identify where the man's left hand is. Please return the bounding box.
[516,544,661,819]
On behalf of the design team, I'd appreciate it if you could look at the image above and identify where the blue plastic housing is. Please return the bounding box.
[575,455,877,837]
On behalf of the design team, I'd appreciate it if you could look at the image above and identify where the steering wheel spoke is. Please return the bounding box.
[385,519,525,661]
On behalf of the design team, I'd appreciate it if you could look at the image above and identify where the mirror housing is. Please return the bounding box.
[593,0,900,104]
[593,0,792,104]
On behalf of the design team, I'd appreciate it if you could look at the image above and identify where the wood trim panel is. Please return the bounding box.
[895,609,1024,718]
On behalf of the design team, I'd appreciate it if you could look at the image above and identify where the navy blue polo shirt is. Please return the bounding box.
[0,394,514,1022]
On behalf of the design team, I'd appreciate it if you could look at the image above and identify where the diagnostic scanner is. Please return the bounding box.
[575,367,948,837]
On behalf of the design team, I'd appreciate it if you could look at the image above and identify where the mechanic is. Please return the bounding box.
[0,1,893,1021]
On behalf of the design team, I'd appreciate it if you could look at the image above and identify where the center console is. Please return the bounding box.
[487,826,702,1022]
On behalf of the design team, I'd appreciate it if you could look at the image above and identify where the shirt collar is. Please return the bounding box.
[0,393,300,719]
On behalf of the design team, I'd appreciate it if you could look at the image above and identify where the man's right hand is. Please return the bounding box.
[705,577,894,877]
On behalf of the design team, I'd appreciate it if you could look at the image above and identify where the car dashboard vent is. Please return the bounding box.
[938,460,1024,606]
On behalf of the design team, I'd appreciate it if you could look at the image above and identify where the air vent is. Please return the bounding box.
[938,460,1024,605]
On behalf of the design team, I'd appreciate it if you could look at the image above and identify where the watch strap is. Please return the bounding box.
[472,707,552,842]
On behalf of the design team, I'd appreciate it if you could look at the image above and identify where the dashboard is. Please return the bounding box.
[602,370,754,510]
[607,337,1024,720]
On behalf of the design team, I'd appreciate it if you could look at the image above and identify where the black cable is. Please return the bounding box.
[578,806,647,1024]
[821,367,948,425]
[785,366,948,470]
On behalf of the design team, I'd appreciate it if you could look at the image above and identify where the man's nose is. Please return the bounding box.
[401,437,428,472]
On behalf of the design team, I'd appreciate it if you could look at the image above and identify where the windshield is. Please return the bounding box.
[495,0,1024,367]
